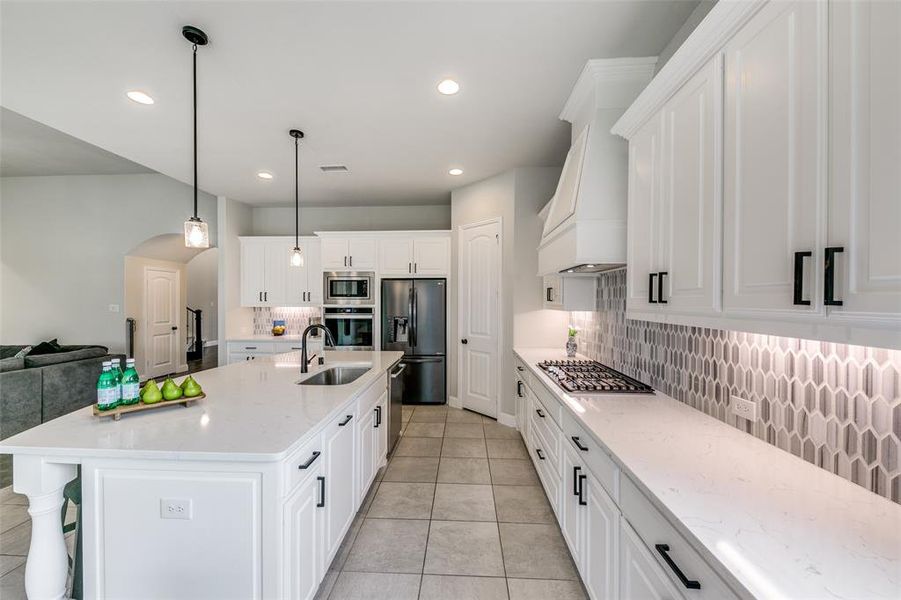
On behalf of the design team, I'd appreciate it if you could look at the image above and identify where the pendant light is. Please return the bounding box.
[183,25,210,249]
[289,129,305,267]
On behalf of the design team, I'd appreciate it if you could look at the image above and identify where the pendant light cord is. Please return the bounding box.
[192,43,199,219]
[294,134,300,248]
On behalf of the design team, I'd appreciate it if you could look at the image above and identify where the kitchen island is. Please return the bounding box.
[0,350,403,600]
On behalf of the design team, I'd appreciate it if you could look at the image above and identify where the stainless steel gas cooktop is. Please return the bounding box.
[537,359,654,394]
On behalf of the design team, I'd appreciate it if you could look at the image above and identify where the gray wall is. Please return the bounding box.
[655,0,717,74]
[0,173,217,353]
[252,204,450,235]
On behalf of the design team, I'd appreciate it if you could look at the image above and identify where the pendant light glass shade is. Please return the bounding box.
[290,246,304,267]
[185,217,210,249]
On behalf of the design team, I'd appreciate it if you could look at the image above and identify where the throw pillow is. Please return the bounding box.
[30,339,62,355]
[14,345,32,358]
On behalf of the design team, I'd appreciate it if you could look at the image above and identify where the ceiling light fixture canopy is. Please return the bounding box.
[289,129,305,267]
[437,79,460,95]
[183,25,210,249]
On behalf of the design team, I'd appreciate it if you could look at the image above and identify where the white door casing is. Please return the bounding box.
[458,219,501,418]
[144,266,180,378]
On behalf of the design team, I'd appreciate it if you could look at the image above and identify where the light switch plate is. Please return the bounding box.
[730,395,757,422]
[160,498,192,520]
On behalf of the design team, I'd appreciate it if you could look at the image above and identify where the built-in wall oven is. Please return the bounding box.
[324,307,374,350]
[323,271,375,305]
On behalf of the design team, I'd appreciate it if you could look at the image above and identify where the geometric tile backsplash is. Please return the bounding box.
[252,307,321,335]
[570,269,901,505]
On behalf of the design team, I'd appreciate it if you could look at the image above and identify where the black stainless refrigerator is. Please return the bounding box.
[381,279,446,405]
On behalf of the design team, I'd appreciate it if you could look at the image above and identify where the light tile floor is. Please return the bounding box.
[0,405,586,600]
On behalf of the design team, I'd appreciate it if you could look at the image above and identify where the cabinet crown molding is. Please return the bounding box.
[560,57,657,124]
[611,0,768,140]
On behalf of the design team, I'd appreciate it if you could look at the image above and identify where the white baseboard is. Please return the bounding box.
[497,412,517,428]
[448,395,462,409]
[204,340,219,347]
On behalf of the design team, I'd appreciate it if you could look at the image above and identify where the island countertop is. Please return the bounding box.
[0,350,403,463]
[514,347,901,600]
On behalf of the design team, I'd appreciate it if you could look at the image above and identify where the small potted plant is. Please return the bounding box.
[566,326,578,358]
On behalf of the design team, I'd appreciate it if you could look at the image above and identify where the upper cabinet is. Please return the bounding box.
[379,234,450,276]
[614,0,901,349]
[320,236,377,271]
[240,237,321,307]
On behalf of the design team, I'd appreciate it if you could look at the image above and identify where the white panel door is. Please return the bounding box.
[241,239,266,307]
[664,56,721,312]
[320,238,349,270]
[304,238,323,304]
[264,240,289,305]
[145,267,179,378]
[829,0,901,317]
[284,471,324,600]
[722,0,826,314]
[348,238,377,270]
[583,471,620,600]
[627,113,664,312]
[413,237,450,275]
[458,220,500,418]
[619,520,682,600]
[379,238,414,276]
[323,410,355,563]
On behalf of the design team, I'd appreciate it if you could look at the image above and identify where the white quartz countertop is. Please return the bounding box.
[228,335,318,343]
[514,347,901,600]
[0,350,403,463]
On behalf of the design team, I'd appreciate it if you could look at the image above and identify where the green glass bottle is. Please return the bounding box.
[96,361,118,411]
[120,358,141,405]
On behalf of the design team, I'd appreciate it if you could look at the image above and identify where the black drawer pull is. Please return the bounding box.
[245,346,257,350]
[317,476,326,507]
[573,465,582,497]
[517,366,524,372]
[655,544,701,590]
[535,448,546,460]
[648,272,658,303]
[535,408,545,418]
[339,415,353,426]
[298,451,321,470]
[657,271,668,304]
[577,474,587,505]
[571,436,589,452]
[516,381,524,398]
[824,247,844,306]
[793,251,812,306]
[374,406,381,428]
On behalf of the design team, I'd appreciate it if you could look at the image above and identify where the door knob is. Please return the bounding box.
[461,339,468,344]
[171,326,178,331]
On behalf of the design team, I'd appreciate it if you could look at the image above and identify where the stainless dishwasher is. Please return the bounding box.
[388,361,405,453]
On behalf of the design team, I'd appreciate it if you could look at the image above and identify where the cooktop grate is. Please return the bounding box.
[537,359,654,394]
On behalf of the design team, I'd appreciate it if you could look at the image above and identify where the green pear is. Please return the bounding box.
[182,376,203,398]
[141,380,163,404]
[161,378,183,401]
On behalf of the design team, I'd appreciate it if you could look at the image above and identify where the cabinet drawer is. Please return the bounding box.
[531,381,563,427]
[513,357,532,389]
[229,342,275,353]
[529,404,560,477]
[621,477,740,600]
[283,433,325,497]
[357,372,387,414]
[562,411,619,502]
[529,424,561,517]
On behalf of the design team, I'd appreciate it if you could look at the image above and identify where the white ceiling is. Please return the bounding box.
[0,1,697,206]
[0,108,154,177]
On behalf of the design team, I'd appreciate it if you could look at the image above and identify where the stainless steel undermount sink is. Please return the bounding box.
[298,366,370,386]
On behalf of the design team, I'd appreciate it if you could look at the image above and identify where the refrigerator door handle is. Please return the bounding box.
[400,356,443,363]
[411,287,418,348]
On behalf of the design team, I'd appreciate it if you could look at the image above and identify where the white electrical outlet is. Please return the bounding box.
[160,498,192,520]
[730,395,757,421]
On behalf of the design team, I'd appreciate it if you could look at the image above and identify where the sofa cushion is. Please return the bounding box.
[25,346,108,368]
[42,353,123,422]
[29,339,62,356]
[0,357,24,372]
[0,346,28,359]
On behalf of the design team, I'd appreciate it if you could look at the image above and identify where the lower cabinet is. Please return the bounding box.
[322,409,356,565]
[620,519,683,600]
[283,469,326,600]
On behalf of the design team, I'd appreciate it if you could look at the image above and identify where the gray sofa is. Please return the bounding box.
[0,344,125,486]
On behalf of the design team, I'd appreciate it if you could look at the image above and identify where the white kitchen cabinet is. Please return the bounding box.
[379,238,415,276]
[356,402,376,507]
[226,340,320,365]
[375,390,387,464]
[320,237,350,270]
[322,409,356,565]
[319,236,377,271]
[285,238,322,305]
[412,237,450,275]
[241,238,267,307]
[620,520,682,600]
[543,275,596,311]
[722,0,827,315]
[583,470,620,600]
[828,0,901,318]
[283,468,324,600]
[379,235,450,276]
[241,237,320,307]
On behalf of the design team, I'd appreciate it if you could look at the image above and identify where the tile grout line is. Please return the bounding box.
[417,410,446,599]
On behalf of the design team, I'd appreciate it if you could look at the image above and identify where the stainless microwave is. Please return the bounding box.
[323,271,375,305]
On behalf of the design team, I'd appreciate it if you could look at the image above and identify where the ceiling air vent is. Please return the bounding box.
[319,165,349,173]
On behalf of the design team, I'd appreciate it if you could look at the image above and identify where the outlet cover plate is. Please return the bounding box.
[730,395,757,422]
[160,498,192,520]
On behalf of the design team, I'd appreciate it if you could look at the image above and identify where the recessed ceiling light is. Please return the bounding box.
[448,168,463,176]
[586,264,595,268]
[126,90,154,105]
[257,171,274,180]
[437,79,460,95]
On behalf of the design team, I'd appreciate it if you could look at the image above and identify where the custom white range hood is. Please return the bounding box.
[538,58,656,276]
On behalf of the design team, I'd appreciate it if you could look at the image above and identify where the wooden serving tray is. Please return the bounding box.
[93,393,206,421]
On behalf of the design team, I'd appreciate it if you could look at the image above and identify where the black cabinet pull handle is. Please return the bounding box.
[259,291,263,302]
[461,339,468,344]
[546,287,553,302]
[573,465,582,496]
[535,408,545,418]
[245,346,257,350]
[344,256,347,267]
[350,256,353,267]
[339,415,353,426]
[317,476,326,508]
[298,451,321,470]
[578,474,587,505]
[409,262,412,274]
[657,272,668,304]
[374,406,381,427]
[516,381,524,398]
[655,544,701,590]
[414,262,417,273]
[648,273,658,303]
[535,448,546,460]
[517,366,524,372]
[571,436,589,452]
[824,247,844,306]
[793,251,812,306]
